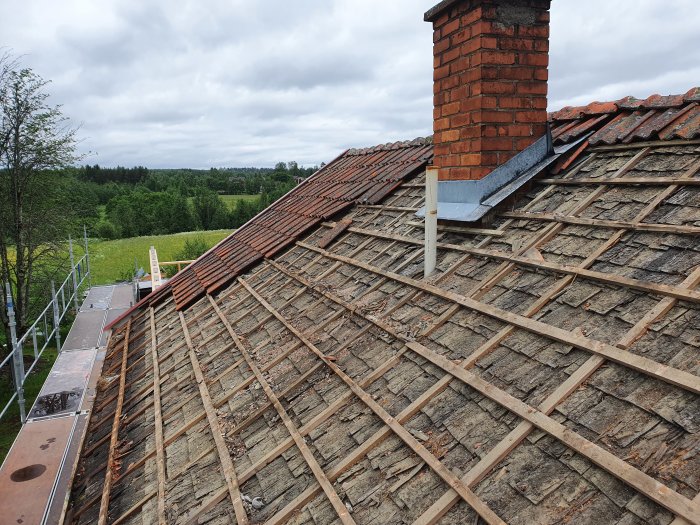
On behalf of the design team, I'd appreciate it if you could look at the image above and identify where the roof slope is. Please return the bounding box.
[150,139,433,310]
[66,92,700,525]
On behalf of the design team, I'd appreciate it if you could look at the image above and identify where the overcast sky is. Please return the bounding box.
[1,1,698,168]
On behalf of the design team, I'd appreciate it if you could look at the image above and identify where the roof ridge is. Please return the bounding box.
[346,136,433,156]
[549,87,699,121]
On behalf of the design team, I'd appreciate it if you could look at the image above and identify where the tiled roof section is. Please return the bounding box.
[68,142,700,525]
[157,138,433,310]
[550,87,700,146]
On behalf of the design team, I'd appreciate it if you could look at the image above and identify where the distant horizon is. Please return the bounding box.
[2,0,698,167]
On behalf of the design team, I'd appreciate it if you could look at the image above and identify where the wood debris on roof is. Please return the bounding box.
[66,95,700,525]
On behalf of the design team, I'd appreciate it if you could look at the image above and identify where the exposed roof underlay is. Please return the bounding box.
[67,92,700,525]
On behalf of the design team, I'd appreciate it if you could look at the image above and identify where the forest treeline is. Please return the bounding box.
[72,162,318,239]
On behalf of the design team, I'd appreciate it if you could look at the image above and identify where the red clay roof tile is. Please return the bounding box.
[549,89,700,146]
[148,139,432,310]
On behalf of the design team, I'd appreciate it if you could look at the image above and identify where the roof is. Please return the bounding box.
[65,91,700,525]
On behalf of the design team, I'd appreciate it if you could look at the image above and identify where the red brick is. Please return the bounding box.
[498,38,534,51]
[534,68,548,81]
[450,56,470,74]
[450,140,474,154]
[522,53,549,67]
[434,65,450,81]
[474,20,515,37]
[477,110,515,123]
[434,37,450,55]
[442,17,461,36]
[515,110,546,123]
[434,117,450,131]
[481,96,498,109]
[515,137,539,150]
[459,36,482,55]
[460,126,482,139]
[497,67,535,80]
[450,113,471,128]
[441,129,460,142]
[480,152,500,166]
[434,12,450,28]
[442,45,461,64]
[516,81,548,95]
[451,28,471,46]
[442,75,461,89]
[434,144,451,156]
[481,36,498,49]
[498,124,534,137]
[460,153,481,166]
[442,101,461,116]
[518,25,549,38]
[460,6,484,26]
[481,50,516,65]
[498,96,533,109]
[445,154,462,166]
[479,81,516,95]
[460,97,481,112]
[481,137,514,151]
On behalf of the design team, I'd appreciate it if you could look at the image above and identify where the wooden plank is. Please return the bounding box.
[405,220,504,237]
[356,204,419,212]
[97,319,131,525]
[207,295,356,525]
[318,219,353,248]
[500,210,700,235]
[299,242,700,395]
[413,267,700,524]
[269,253,700,524]
[343,225,700,304]
[149,308,167,524]
[236,277,507,525]
[538,176,700,186]
[588,138,700,151]
[404,340,700,525]
[178,311,249,525]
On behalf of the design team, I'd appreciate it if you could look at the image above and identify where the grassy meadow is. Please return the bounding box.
[74,229,233,285]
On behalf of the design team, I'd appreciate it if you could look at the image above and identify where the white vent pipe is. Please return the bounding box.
[424,167,438,278]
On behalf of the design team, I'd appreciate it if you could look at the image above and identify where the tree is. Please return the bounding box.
[192,187,229,230]
[0,56,83,351]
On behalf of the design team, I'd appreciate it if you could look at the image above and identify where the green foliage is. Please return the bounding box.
[0,56,84,345]
[192,187,229,230]
[174,236,209,261]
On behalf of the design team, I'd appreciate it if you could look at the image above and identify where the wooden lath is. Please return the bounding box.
[236,276,508,525]
[97,318,131,525]
[330,224,700,304]
[207,295,357,525]
[178,311,249,525]
[300,242,700,394]
[269,254,700,524]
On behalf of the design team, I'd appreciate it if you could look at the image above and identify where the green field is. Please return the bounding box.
[219,193,258,210]
[185,193,258,211]
[75,229,233,285]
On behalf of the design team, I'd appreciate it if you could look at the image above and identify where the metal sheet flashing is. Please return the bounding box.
[416,131,588,222]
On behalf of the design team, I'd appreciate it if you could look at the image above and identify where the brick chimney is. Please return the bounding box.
[426,0,551,181]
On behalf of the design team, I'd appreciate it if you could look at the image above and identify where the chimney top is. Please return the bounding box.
[428,0,551,181]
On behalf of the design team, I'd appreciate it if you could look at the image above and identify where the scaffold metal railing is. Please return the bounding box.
[1,233,90,424]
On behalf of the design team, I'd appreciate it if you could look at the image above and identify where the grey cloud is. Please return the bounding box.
[1,0,698,168]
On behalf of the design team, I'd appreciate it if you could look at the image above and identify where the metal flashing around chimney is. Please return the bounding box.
[417,129,587,223]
